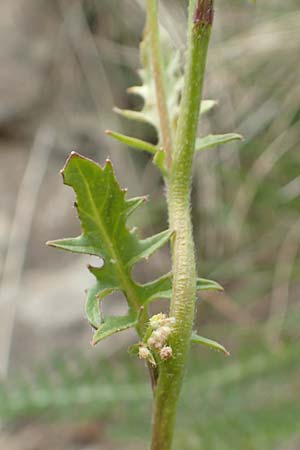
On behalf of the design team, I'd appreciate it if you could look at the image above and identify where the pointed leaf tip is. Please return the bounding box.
[126,196,148,217]
[196,133,243,153]
[191,333,230,356]
[197,277,224,292]
[200,100,218,115]
[106,129,157,154]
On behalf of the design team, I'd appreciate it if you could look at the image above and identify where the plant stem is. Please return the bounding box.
[146,0,173,168]
[150,1,213,449]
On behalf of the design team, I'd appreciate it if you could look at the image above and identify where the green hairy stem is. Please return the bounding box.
[150,1,213,449]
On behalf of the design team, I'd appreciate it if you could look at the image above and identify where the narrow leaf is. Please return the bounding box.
[191,333,230,356]
[137,274,223,305]
[106,130,157,154]
[47,235,96,255]
[195,133,243,152]
[93,315,137,345]
[197,278,224,292]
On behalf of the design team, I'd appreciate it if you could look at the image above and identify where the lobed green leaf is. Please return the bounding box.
[47,149,224,345]
[47,152,172,344]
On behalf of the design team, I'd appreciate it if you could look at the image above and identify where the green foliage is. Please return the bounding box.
[107,28,235,177]
[47,152,223,347]
[47,152,172,340]
[113,28,182,141]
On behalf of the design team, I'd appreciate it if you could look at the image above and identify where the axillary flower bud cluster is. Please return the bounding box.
[137,313,175,366]
[138,345,152,360]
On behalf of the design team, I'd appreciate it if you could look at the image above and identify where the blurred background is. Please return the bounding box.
[0,0,300,449]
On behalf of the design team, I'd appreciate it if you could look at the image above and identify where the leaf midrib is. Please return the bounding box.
[75,160,141,314]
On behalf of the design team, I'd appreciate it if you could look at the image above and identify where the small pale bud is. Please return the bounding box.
[150,313,167,330]
[138,345,157,367]
[138,346,151,360]
[148,335,163,350]
[152,330,162,340]
[158,326,172,340]
[160,346,173,360]
[149,313,176,332]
